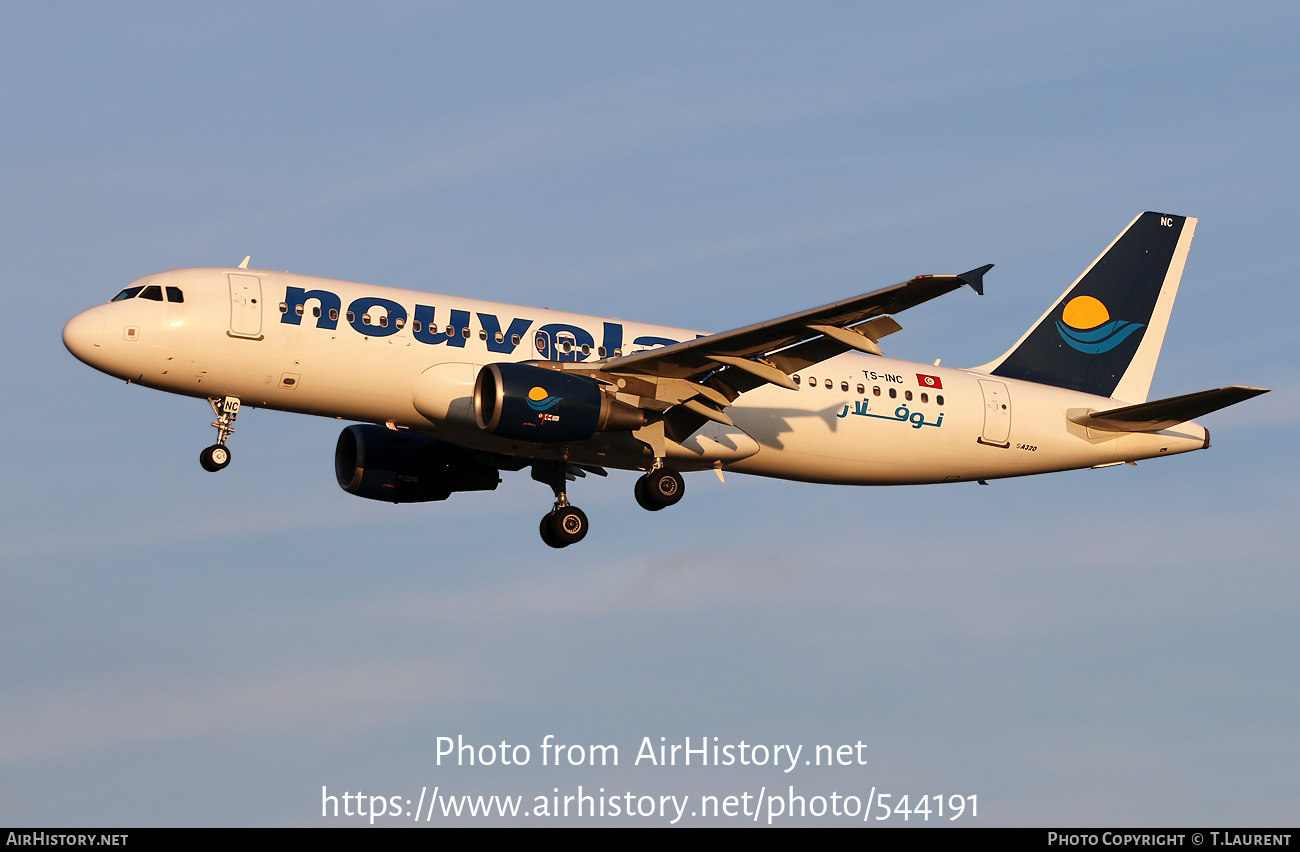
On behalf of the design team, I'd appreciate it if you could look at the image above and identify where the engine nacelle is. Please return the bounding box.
[474,362,644,443]
[335,424,500,503]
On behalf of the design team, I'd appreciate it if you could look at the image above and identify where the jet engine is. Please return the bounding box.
[474,362,645,443]
[335,424,500,503]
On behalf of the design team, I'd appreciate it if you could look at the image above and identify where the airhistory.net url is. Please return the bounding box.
[321,785,978,824]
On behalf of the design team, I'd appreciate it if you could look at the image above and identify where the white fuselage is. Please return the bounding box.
[62,267,1209,485]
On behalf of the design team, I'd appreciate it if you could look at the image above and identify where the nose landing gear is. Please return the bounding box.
[200,396,240,472]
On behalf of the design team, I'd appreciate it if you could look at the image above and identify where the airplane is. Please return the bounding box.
[63,212,1267,548]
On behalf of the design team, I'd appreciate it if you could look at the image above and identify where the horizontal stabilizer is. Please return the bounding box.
[1068,386,1269,432]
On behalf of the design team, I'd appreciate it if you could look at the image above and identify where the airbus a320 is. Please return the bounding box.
[63,212,1266,547]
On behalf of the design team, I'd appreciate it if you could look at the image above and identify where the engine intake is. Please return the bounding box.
[474,362,644,443]
[335,424,500,503]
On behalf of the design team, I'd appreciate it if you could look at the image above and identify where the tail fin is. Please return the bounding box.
[977,212,1196,402]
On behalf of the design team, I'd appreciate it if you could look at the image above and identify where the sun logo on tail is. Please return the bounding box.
[526,385,562,411]
[1056,295,1145,353]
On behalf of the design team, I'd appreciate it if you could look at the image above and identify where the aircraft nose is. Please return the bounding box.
[63,308,105,365]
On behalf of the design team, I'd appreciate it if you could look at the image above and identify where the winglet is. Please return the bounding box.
[239,256,251,269]
[957,264,993,296]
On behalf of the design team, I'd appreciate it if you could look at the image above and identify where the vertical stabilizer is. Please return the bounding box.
[977,212,1196,402]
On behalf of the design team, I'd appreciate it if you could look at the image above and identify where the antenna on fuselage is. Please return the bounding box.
[238,256,250,269]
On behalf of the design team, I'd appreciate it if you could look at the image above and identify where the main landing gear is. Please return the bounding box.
[540,505,589,549]
[533,463,592,549]
[531,459,686,548]
[634,465,685,511]
[200,396,240,472]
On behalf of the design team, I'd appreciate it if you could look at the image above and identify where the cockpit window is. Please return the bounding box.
[111,286,144,302]
[166,286,184,303]
[140,285,164,301]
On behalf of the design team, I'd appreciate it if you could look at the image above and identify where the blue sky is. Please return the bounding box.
[2,3,1297,825]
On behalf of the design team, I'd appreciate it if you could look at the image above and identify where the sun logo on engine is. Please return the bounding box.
[1055,295,1145,354]
[526,385,562,411]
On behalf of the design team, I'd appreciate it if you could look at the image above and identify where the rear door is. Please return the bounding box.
[978,379,1012,447]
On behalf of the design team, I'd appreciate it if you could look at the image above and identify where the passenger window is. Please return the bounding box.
[445,326,454,336]
[480,329,487,340]
[841,381,849,392]
[329,309,339,321]
[937,395,944,406]
[111,287,143,301]
[140,285,163,301]
[362,314,372,325]
[295,304,305,316]
[462,327,470,339]
[889,388,897,398]
[920,393,928,403]
[857,384,865,394]
[412,320,422,333]
[346,311,355,323]
[581,344,590,356]
[794,375,801,385]
[873,387,881,396]
[904,390,912,401]
[312,306,320,318]
[808,376,816,387]
[278,302,288,313]
[598,346,606,358]
[395,316,405,329]
[511,334,521,346]
[378,314,388,328]
[166,287,184,303]
[824,379,832,389]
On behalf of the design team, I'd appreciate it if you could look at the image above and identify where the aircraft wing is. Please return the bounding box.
[598,265,990,396]
[564,265,988,442]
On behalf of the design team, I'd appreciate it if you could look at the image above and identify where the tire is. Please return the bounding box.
[634,475,664,511]
[550,506,588,546]
[644,468,684,508]
[200,444,231,472]
[540,513,564,548]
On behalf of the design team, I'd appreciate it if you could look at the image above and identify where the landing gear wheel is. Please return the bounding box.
[540,514,562,548]
[636,467,684,510]
[540,506,589,548]
[634,476,663,511]
[200,444,231,472]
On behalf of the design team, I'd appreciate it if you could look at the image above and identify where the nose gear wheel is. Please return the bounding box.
[200,444,231,472]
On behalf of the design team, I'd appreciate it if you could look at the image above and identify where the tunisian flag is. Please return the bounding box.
[916,373,943,389]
